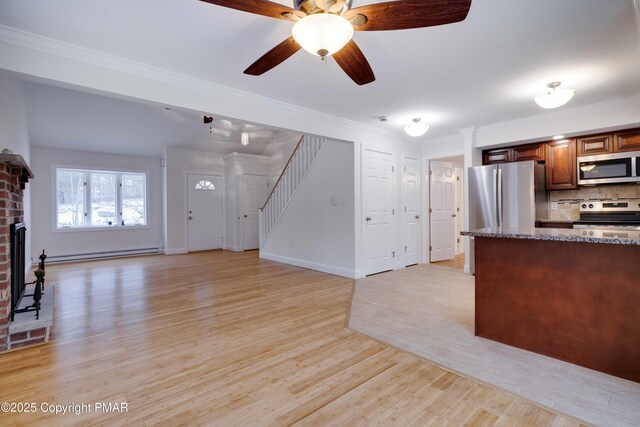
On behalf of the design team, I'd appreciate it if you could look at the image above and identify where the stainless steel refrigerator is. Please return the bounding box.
[467,160,548,272]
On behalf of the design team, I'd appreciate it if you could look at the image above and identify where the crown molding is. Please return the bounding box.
[0,24,412,142]
[476,94,640,134]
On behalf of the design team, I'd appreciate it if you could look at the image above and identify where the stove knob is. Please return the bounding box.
[588,204,594,209]
[581,204,587,209]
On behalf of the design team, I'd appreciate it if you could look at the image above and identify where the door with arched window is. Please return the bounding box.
[187,174,223,252]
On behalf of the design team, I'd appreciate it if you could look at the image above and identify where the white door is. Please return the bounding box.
[187,174,223,252]
[242,174,268,250]
[364,149,395,275]
[430,161,456,262]
[403,156,420,266]
[455,166,464,254]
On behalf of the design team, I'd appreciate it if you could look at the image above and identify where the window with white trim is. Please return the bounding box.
[56,168,147,229]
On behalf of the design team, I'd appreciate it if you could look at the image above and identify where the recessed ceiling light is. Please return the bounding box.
[553,135,565,140]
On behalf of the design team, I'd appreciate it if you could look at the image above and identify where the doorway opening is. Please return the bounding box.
[428,156,464,269]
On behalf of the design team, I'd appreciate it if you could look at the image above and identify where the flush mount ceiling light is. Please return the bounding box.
[292,13,354,58]
[534,82,575,109]
[404,118,429,137]
[241,132,249,146]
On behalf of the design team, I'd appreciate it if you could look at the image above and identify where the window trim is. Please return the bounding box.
[52,165,150,232]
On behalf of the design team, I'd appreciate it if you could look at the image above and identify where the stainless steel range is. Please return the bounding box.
[574,199,640,231]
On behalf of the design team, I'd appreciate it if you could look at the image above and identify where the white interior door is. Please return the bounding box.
[455,166,464,254]
[403,156,420,266]
[242,174,268,250]
[187,174,223,252]
[430,161,456,262]
[364,149,394,275]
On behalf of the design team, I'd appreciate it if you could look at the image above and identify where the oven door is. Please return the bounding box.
[577,152,638,185]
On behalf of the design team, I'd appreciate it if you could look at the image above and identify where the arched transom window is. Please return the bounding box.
[195,180,215,190]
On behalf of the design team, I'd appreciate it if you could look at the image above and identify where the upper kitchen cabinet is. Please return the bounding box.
[577,134,613,156]
[483,148,512,165]
[512,143,545,162]
[483,143,544,165]
[614,129,640,152]
[545,139,577,190]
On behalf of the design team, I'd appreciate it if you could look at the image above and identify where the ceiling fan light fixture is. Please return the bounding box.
[404,118,429,137]
[292,13,354,57]
[241,132,249,146]
[534,82,575,109]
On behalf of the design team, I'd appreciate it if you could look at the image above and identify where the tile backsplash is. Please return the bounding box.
[549,184,640,221]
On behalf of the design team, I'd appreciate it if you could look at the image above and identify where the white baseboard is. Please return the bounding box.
[260,251,356,279]
[164,248,187,255]
[223,245,243,252]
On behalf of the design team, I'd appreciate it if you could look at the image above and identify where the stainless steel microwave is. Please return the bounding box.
[577,151,640,185]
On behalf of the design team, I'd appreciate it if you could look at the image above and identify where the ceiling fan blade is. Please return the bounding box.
[244,37,302,76]
[344,0,471,31]
[199,0,305,20]
[332,40,375,85]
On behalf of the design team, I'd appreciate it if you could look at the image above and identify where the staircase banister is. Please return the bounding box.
[261,135,305,211]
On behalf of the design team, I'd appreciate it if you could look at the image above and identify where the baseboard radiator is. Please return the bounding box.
[45,247,162,263]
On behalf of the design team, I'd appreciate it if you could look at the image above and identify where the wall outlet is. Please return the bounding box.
[551,202,559,210]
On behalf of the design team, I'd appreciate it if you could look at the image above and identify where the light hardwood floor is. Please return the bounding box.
[432,253,465,269]
[349,263,640,427]
[0,251,583,426]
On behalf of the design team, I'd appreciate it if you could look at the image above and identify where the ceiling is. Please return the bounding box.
[23,82,301,157]
[2,0,640,140]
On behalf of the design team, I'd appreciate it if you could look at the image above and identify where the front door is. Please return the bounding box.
[364,149,394,275]
[403,156,420,266]
[187,174,223,252]
[242,174,268,250]
[430,161,456,262]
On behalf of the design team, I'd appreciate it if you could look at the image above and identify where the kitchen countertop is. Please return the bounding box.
[461,227,640,245]
[537,219,575,223]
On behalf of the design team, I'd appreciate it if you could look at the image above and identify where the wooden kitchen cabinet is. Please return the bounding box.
[512,143,545,162]
[577,134,613,156]
[614,129,640,152]
[483,148,511,165]
[545,139,577,190]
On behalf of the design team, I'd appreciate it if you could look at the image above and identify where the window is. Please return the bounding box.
[195,180,215,190]
[56,168,147,229]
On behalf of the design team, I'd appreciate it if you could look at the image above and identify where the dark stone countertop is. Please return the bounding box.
[461,227,640,245]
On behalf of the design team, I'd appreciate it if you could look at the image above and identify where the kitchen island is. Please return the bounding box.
[461,227,640,382]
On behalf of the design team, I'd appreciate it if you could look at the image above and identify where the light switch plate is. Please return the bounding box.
[551,202,559,210]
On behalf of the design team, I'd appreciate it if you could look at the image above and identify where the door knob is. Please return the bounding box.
[188,216,193,220]
[415,215,420,219]
[366,217,372,221]
[452,214,457,217]
[244,214,248,218]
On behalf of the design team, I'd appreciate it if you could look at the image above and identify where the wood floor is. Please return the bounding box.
[432,253,465,269]
[0,251,582,426]
[349,263,640,427]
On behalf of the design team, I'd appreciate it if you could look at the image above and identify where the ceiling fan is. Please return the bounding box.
[199,0,472,85]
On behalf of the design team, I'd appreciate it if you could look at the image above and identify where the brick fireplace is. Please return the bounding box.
[0,153,41,351]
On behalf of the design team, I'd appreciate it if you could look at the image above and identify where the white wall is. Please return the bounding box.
[261,140,355,278]
[30,147,163,258]
[0,73,32,267]
[164,147,225,254]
